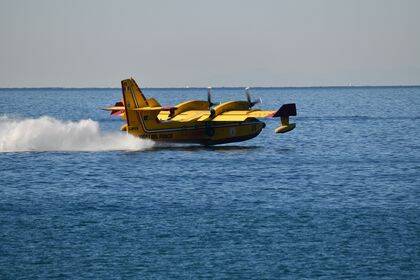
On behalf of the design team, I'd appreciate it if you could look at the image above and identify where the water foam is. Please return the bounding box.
[0,116,154,152]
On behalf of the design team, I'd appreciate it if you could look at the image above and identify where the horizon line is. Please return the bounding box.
[1,84,420,90]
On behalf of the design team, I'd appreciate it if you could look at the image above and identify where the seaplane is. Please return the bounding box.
[104,78,296,145]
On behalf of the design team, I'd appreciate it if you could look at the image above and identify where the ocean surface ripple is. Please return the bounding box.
[0,86,419,279]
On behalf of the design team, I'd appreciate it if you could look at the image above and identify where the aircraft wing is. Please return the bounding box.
[106,101,296,124]
[210,110,275,121]
[158,104,296,122]
[158,110,276,122]
[218,104,296,120]
[159,110,210,122]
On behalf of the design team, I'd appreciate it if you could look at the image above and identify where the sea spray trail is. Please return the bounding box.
[0,115,154,152]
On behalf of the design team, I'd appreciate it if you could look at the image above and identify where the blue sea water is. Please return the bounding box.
[0,86,419,279]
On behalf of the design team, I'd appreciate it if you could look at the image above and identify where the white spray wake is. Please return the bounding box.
[0,116,154,152]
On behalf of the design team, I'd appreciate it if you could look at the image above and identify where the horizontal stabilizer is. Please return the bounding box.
[103,106,125,112]
[102,106,125,116]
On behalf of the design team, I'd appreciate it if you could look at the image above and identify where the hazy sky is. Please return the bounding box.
[1,0,419,87]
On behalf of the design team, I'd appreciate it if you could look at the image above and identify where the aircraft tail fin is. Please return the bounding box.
[121,78,149,109]
[121,78,149,132]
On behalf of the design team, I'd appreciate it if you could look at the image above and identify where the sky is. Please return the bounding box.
[0,0,419,87]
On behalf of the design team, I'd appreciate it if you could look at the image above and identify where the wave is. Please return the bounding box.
[0,116,154,152]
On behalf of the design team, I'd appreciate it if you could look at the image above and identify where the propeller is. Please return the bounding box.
[207,87,217,118]
[207,87,216,109]
[245,87,262,109]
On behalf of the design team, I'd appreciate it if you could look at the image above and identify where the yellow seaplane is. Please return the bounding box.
[104,78,296,145]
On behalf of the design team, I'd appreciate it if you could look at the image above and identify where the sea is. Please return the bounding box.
[0,86,419,279]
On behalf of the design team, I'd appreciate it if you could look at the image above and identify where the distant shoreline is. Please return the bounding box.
[1,85,420,90]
